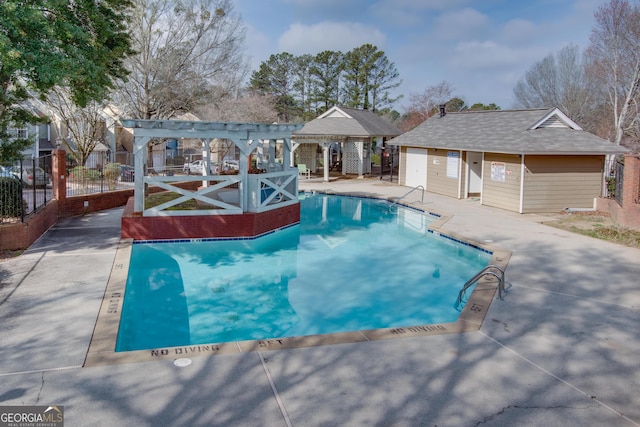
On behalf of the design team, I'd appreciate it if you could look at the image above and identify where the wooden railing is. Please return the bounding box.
[143,174,242,216]
[141,169,299,216]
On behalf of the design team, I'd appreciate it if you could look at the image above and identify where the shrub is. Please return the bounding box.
[606,176,616,198]
[169,156,185,166]
[0,177,25,217]
[69,166,101,181]
[103,163,121,190]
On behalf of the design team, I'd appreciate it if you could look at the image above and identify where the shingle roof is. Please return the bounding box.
[388,108,626,155]
[293,106,401,139]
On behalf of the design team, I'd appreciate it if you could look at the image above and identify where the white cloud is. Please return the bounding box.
[437,39,553,106]
[501,19,537,45]
[449,40,534,70]
[244,24,275,68]
[370,0,469,27]
[278,22,386,54]
[434,8,490,39]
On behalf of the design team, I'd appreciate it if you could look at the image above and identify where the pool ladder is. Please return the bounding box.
[389,185,424,210]
[455,264,507,310]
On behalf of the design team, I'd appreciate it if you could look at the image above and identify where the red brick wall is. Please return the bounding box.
[61,190,134,217]
[122,198,300,240]
[0,201,59,250]
[596,153,640,231]
[3,147,300,249]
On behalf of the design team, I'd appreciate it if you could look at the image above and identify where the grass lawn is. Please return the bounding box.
[542,211,640,249]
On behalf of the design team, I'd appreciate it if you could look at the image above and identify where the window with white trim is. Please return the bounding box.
[9,127,28,139]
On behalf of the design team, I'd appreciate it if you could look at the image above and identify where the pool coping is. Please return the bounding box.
[84,196,511,367]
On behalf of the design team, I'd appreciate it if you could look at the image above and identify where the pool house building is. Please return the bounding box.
[388,107,627,214]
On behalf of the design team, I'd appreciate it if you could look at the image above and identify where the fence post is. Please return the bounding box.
[52,149,67,208]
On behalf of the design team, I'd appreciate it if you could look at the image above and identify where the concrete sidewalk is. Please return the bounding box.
[1,178,639,426]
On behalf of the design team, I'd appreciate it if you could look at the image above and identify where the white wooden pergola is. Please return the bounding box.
[120,119,304,216]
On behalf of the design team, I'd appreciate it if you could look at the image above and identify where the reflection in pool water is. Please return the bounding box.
[116,194,491,351]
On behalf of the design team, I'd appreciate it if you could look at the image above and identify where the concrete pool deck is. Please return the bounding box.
[1,177,639,426]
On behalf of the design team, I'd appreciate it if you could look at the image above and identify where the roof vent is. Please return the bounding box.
[439,104,446,118]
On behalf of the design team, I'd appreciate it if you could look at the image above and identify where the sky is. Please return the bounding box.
[234,0,609,112]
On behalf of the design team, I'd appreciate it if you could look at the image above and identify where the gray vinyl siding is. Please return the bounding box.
[426,149,460,198]
[482,153,522,212]
[522,155,604,213]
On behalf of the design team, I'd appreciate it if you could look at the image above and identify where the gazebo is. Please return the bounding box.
[292,106,401,181]
[119,119,304,240]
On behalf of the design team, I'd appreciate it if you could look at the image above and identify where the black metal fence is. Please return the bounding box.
[66,151,135,197]
[614,159,624,205]
[375,146,399,182]
[1,155,53,223]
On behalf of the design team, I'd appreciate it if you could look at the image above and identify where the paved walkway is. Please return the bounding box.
[1,178,639,426]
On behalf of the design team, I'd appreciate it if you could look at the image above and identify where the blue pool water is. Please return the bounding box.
[116,194,492,351]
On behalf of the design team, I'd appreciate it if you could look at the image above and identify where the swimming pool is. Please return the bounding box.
[116,194,492,352]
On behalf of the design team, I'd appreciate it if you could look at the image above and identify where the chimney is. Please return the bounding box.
[439,104,446,118]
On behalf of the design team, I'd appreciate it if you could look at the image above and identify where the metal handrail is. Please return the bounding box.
[455,264,506,310]
[389,185,424,210]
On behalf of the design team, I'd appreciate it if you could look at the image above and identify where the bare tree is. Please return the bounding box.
[587,0,640,145]
[115,0,248,120]
[46,87,106,166]
[197,92,279,123]
[513,45,599,129]
[400,81,454,131]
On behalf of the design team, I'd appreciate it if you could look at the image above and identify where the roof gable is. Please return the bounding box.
[528,108,582,130]
[318,106,353,119]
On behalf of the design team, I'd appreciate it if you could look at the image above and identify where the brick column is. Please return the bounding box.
[52,149,67,206]
[622,153,640,207]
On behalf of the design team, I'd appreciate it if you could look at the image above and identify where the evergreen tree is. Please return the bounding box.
[341,44,401,112]
[249,44,401,119]
[294,54,317,121]
[310,50,344,114]
[368,50,402,113]
[249,52,299,121]
[341,46,368,109]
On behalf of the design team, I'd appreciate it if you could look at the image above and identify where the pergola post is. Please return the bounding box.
[268,139,277,170]
[322,143,330,182]
[201,139,211,186]
[133,136,150,212]
[290,141,300,167]
[283,138,293,169]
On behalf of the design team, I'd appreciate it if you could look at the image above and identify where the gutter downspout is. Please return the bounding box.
[519,154,525,213]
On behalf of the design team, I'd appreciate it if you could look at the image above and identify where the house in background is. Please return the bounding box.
[292,106,401,181]
[5,98,54,160]
[10,96,110,165]
[388,107,627,214]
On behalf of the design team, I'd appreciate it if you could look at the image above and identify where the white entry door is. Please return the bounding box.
[467,151,482,195]
[405,148,427,188]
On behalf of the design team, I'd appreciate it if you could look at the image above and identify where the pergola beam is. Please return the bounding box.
[121,119,300,142]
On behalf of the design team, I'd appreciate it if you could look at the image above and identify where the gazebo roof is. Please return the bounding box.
[293,106,401,140]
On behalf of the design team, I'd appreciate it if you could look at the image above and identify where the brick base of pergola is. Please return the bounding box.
[121,198,300,241]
